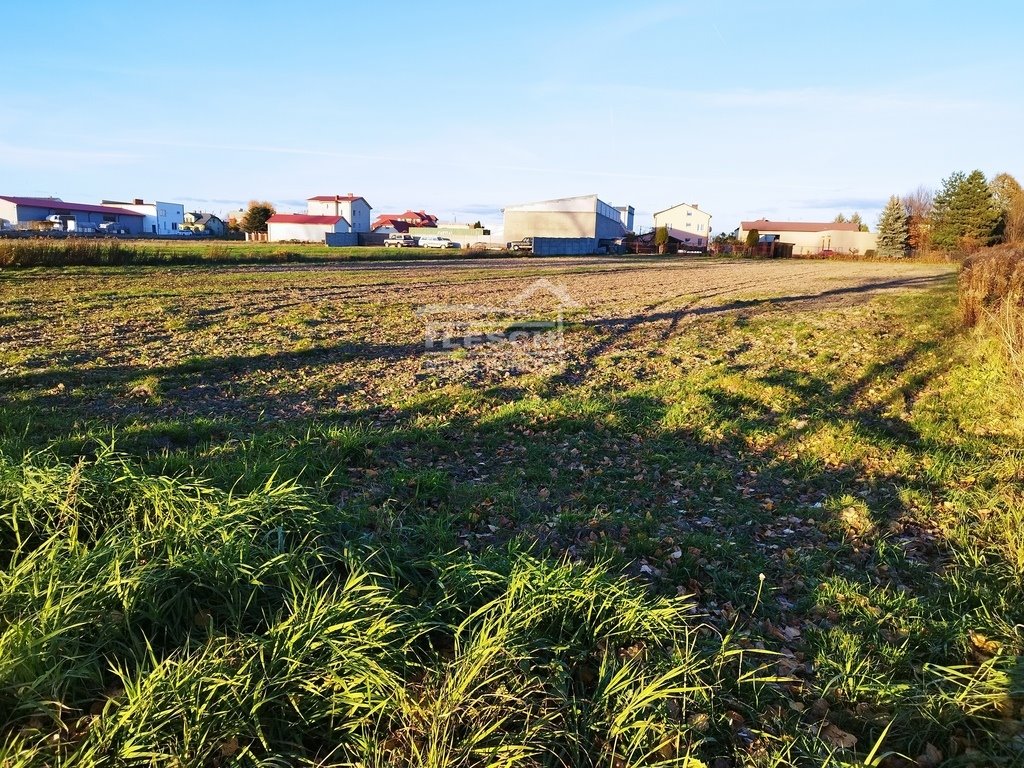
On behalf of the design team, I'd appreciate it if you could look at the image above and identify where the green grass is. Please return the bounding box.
[1,259,1022,765]
[0,237,504,267]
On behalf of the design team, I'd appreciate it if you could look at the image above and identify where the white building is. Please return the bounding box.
[267,213,350,243]
[738,220,878,255]
[306,195,372,233]
[103,198,185,235]
[653,203,712,249]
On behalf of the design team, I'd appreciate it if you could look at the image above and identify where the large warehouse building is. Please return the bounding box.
[0,196,145,233]
[502,194,634,253]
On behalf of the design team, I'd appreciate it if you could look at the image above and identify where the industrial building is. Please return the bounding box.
[653,202,712,250]
[502,194,634,254]
[306,195,372,233]
[0,196,145,233]
[738,220,878,255]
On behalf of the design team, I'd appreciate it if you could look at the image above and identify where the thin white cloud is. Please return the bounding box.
[0,144,141,167]
[120,137,840,191]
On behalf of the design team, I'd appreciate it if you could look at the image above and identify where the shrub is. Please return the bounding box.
[959,246,1024,379]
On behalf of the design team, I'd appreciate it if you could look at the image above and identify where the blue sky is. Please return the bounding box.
[2,0,1022,234]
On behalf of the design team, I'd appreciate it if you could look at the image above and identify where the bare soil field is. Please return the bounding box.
[0,257,953,423]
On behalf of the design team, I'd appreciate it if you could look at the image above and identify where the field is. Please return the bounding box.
[1,255,1022,766]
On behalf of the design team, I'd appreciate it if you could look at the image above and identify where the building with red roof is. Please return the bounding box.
[306,194,372,233]
[0,196,145,234]
[371,209,439,233]
[267,213,351,243]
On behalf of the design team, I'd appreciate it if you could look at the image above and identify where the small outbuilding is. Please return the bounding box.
[267,214,350,243]
[738,220,878,255]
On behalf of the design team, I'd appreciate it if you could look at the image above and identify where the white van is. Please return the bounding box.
[419,236,458,249]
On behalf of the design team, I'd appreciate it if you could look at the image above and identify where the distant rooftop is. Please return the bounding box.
[308,195,370,206]
[268,214,349,226]
[0,196,144,217]
[740,219,861,233]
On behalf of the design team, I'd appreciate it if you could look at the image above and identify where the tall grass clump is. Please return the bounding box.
[959,246,1024,379]
[0,238,147,267]
[0,448,723,766]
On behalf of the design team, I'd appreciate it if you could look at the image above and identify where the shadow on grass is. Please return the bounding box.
[552,273,952,387]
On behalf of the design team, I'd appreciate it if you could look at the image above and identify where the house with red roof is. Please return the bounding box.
[306,195,372,233]
[371,209,439,233]
[267,213,351,243]
[0,196,145,234]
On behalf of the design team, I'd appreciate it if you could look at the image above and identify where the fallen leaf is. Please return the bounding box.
[968,630,1001,657]
[821,722,857,749]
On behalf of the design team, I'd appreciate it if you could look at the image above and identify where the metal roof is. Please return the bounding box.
[0,196,144,217]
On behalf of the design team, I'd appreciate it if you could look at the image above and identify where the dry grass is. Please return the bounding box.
[959,246,1024,379]
[0,238,484,267]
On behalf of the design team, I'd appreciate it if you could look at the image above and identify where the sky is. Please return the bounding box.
[2,0,1022,235]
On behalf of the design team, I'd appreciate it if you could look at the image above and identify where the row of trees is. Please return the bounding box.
[875,170,1023,258]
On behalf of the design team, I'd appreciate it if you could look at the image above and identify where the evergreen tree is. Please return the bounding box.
[875,196,909,258]
[653,225,669,254]
[930,170,1001,251]
[744,229,760,251]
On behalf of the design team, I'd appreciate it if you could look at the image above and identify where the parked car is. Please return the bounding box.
[419,236,458,249]
[506,237,533,252]
[98,222,129,234]
[384,233,418,248]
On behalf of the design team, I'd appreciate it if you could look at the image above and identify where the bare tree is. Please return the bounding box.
[901,185,933,254]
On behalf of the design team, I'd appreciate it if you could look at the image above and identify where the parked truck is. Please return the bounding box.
[506,237,533,252]
[45,215,97,233]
